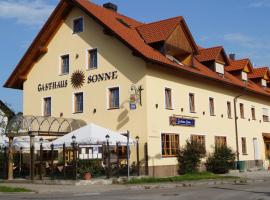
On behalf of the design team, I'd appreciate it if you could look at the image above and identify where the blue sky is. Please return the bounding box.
[1,0,270,113]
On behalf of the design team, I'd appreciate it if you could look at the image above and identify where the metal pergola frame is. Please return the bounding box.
[4,114,87,180]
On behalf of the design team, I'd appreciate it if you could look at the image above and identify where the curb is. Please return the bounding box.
[128,179,269,190]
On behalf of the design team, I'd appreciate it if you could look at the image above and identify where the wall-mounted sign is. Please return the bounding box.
[130,103,136,110]
[38,80,68,92]
[71,70,85,89]
[169,116,195,127]
[87,71,118,83]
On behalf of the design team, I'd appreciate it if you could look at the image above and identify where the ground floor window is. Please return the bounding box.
[161,133,179,157]
[191,134,206,153]
[241,137,247,155]
[215,136,227,148]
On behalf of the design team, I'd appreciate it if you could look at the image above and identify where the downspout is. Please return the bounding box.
[233,85,247,169]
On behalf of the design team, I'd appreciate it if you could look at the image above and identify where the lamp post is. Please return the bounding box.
[50,143,54,180]
[19,147,23,177]
[39,138,43,180]
[71,135,77,180]
[106,134,111,179]
[135,136,140,176]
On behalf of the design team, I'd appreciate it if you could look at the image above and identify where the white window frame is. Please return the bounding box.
[106,86,120,110]
[72,16,84,34]
[164,87,174,110]
[72,91,84,114]
[261,79,267,87]
[241,71,248,81]
[59,53,70,75]
[85,48,98,70]
[42,96,52,117]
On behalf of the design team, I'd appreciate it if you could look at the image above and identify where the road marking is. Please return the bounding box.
[73,192,100,196]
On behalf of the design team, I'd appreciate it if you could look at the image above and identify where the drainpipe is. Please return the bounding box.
[233,86,247,169]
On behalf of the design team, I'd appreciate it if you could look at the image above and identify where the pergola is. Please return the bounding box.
[5,114,87,180]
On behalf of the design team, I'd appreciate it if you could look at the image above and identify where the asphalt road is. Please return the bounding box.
[1,181,270,200]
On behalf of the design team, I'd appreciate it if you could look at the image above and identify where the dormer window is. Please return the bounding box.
[215,62,224,76]
[261,79,267,87]
[241,71,248,81]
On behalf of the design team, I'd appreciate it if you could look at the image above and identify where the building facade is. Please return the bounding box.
[4,0,270,176]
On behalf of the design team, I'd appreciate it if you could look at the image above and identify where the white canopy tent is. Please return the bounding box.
[0,135,8,147]
[49,123,134,148]
[12,136,51,151]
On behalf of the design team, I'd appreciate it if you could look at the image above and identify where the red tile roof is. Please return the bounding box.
[4,0,270,99]
[226,59,250,72]
[136,17,182,44]
[248,67,269,79]
[195,46,228,63]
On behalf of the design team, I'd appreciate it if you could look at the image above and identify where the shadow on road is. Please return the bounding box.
[211,186,270,197]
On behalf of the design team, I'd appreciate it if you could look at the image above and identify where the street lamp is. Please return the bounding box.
[105,134,111,179]
[19,146,23,177]
[50,143,54,180]
[71,135,77,180]
[39,138,43,180]
[135,136,140,176]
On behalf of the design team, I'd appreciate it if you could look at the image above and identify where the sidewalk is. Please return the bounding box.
[1,170,269,194]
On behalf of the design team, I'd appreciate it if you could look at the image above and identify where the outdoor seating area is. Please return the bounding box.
[0,115,141,181]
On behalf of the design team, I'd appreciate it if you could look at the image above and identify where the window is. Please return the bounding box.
[261,79,267,87]
[209,97,215,116]
[240,103,244,118]
[161,133,179,157]
[241,71,248,81]
[73,17,83,33]
[191,135,206,153]
[74,92,83,113]
[251,107,256,120]
[88,49,98,69]
[108,87,119,109]
[189,93,195,113]
[262,108,269,122]
[116,146,127,159]
[165,88,172,109]
[215,136,227,148]
[60,55,69,74]
[43,97,51,116]
[241,137,247,155]
[227,101,232,118]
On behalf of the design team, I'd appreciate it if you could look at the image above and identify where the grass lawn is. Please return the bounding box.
[126,172,238,184]
[0,186,32,193]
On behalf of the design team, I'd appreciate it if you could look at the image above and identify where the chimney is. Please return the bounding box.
[229,53,235,60]
[103,2,118,12]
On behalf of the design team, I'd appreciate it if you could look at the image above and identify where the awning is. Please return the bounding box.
[49,123,134,148]
[0,135,8,147]
[12,136,51,151]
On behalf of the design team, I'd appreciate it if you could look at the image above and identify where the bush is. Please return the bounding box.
[77,159,105,178]
[206,146,235,174]
[177,140,205,174]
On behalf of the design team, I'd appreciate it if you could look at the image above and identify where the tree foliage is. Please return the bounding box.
[205,146,236,174]
[177,140,205,174]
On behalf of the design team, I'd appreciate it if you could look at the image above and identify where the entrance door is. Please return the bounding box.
[253,138,260,160]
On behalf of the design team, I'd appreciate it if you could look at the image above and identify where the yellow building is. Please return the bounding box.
[4,0,270,176]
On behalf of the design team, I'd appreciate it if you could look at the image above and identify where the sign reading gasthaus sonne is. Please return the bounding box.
[38,80,68,92]
[87,71,118,83]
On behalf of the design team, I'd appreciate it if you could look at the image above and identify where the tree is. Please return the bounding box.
[177,140,205,174]
[205,146,236,174]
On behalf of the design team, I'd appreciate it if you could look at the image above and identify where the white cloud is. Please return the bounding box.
[222,33,270,66]
[223,33,270,49]
[249,0,270,8]
[0,0,54,26]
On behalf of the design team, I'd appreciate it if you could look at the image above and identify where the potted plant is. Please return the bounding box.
[78,166,92,180]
